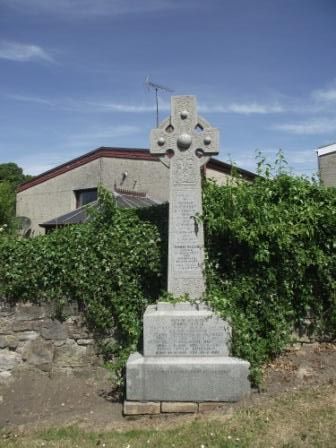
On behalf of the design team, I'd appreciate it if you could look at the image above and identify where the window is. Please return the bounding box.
[75,188,97,208]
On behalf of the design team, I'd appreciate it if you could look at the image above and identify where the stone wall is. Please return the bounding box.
[0,300,104,382]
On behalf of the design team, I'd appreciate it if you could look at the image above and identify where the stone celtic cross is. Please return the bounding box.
[150,96,219,299]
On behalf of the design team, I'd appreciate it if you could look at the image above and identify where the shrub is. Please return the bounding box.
[203,160,336,382]
[0,188,162,379]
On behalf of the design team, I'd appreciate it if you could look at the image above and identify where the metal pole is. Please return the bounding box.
[155,87,159,127]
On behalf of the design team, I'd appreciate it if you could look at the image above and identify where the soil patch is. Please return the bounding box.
[1,343,336,432]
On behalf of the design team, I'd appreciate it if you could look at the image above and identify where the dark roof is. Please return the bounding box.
[18,147,257,192]
[40,202,96,227]
[40,192,162,228]
[206,157,256,181]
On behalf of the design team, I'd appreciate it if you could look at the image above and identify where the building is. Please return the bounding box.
[317,143,336,187]
[17,146,257,236]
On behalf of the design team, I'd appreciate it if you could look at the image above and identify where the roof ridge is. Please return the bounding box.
[18,146,257,193]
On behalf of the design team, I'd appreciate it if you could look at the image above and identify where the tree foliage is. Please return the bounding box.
[0,182,16,232]
[0,162,32,232]
[0,162,32,186]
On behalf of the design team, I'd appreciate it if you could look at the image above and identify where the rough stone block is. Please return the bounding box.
[144,303,231,357]
[66,318,90,339]
[0,335,18,349]
[0,317,13,334]
[21,338,54,372]
[161,402,198,413]
[41,319,67,340]
[123,401,160,415]
[12,320,40,332]
[0,350,21,372]
[53,339,87,367]
[0,371,12,383]
[76,338,94,346]
[126,353,250,402]
[17,331,39,341]
[16,303,48,321]
[0,304,14,318]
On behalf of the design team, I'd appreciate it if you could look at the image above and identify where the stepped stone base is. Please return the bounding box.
[123,400,230,415]
[126,352,250,402]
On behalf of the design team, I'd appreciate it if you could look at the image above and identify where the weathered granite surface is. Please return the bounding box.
[150,96,219,299]
[126,352,250,402]
[126,301,250,403]
[144,302,231,357]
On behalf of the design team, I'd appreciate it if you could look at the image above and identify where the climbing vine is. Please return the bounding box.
[1,156,336,384]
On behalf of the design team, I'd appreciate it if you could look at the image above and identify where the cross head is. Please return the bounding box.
[150,96,219,166]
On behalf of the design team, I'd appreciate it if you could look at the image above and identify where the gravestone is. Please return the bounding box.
[124,96,250,414]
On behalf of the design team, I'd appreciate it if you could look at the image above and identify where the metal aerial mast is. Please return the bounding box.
[145,76,174,127]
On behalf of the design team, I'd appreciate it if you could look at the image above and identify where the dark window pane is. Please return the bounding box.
[76,189,97,207]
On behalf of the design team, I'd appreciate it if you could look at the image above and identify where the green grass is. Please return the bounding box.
[1,383,336,447]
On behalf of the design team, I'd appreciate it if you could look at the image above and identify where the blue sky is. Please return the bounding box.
[0,0,336,176]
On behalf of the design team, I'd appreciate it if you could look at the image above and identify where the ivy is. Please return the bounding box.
[0,187,163,383]
[203,158,336,382]
[1,158,336,385]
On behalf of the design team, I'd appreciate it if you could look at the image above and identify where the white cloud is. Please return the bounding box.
[228,102,284,114]
[58,98,285,116]
[5,94,169,113]
[285,150,316,165]
[86,101,158,113]
[14,125,142,175]
[0,41,53,63]
[6,94,54,106]
[65,125,141,148]
[5,0,180,18]
[273,118,336,135]
[18,161,63,176]
[223,147,317,177]
[4,91,286,116]
[312,88,336,102]
[199,102,284,115]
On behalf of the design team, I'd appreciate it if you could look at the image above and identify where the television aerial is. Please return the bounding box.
[145,76,174,127]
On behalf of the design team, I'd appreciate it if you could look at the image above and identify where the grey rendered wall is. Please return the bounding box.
[16,156,242,236]
[319,152,336,187]
[16,159,102,236]
[101,157,169,203]
[17,158,170,236]
[206,167,232,185]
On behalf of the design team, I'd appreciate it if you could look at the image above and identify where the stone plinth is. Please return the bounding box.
[126,352,250,402]
[125,302,250,409]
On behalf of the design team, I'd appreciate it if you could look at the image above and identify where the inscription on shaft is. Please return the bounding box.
[150,96,219,299]
[173,190,200,274]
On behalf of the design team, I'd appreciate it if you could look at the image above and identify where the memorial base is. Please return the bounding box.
[126,353,250,402]
[125,302,251,412]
